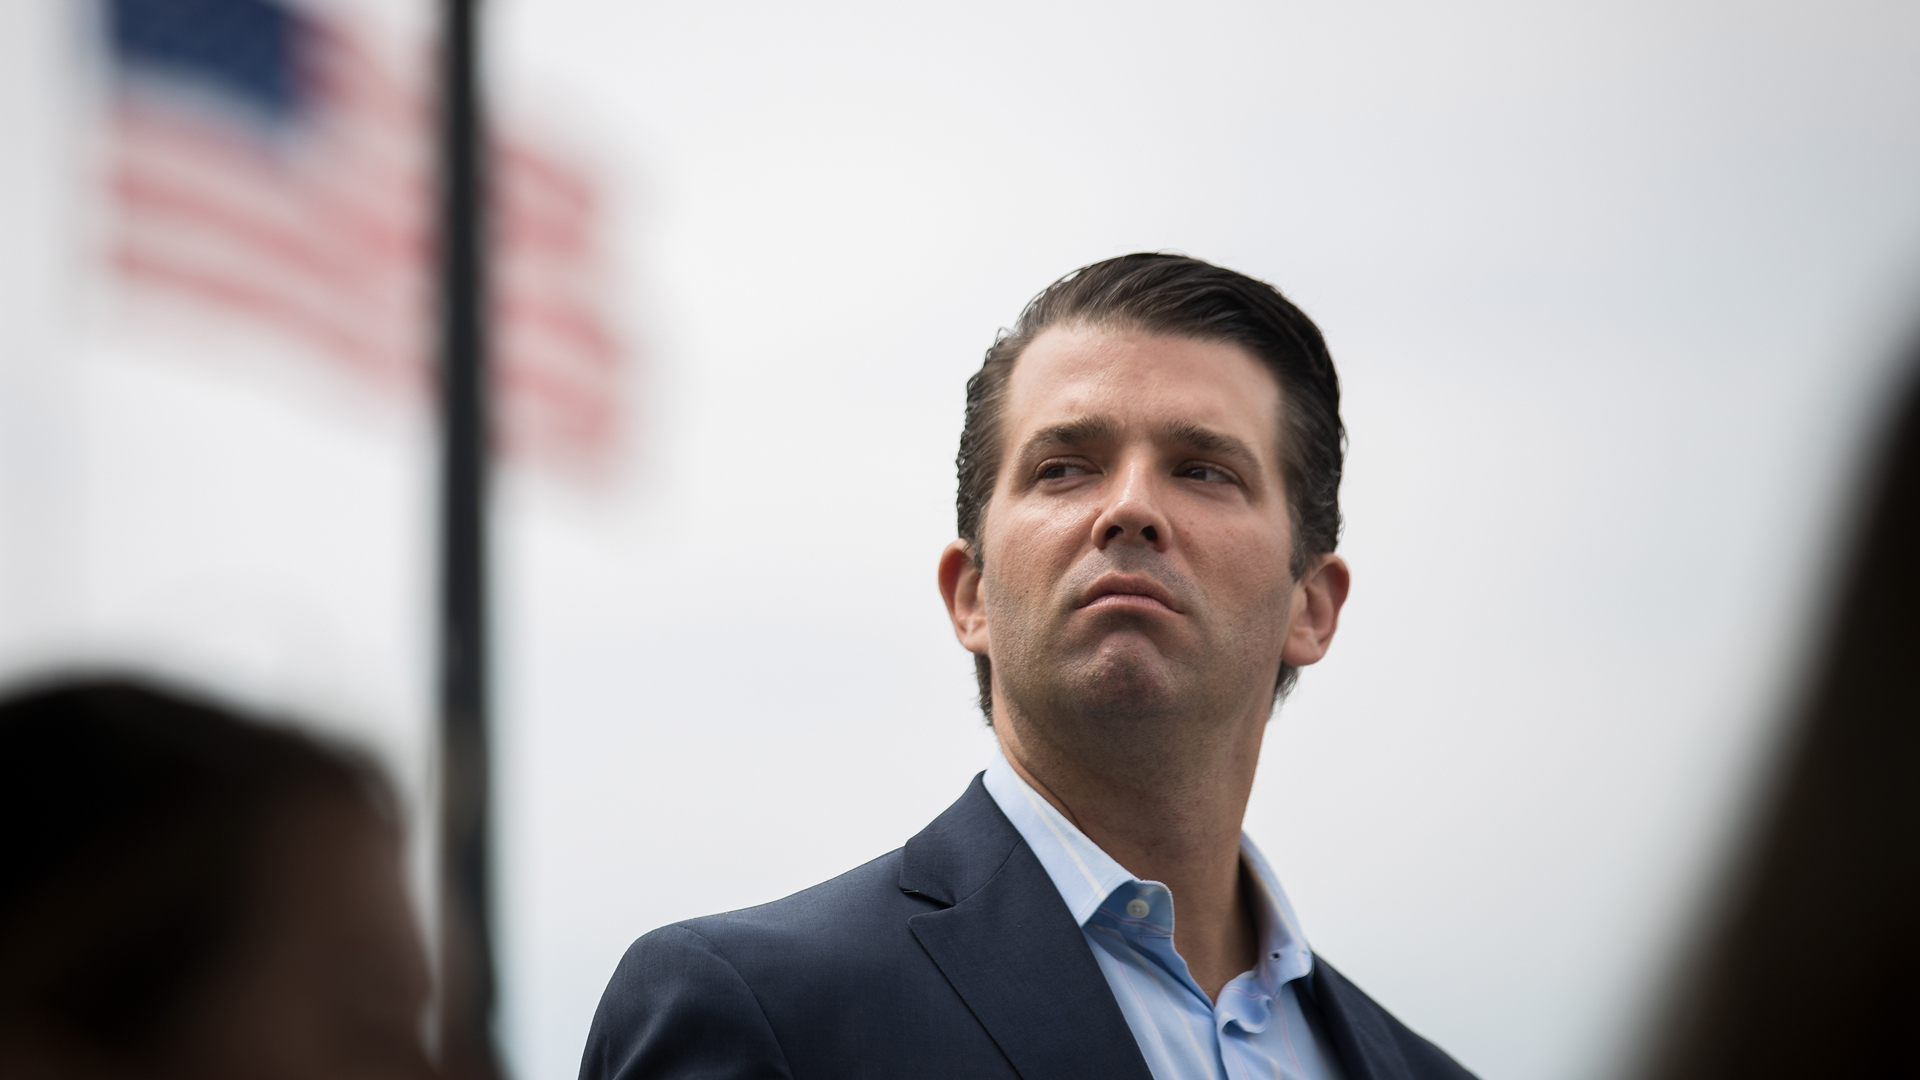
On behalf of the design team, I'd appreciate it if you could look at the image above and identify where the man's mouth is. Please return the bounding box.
[1078,574,1181,614]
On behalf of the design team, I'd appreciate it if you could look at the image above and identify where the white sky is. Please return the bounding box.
[3,2,1919,1079]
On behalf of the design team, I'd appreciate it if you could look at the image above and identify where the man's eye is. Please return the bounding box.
[1180,464,1232,483]
[1038,462,1088,480]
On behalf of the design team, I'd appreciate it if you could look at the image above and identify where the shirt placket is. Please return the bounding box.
[1103,881,1241,1080]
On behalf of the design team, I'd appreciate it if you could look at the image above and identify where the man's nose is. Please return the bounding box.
[1090,458,1171,552]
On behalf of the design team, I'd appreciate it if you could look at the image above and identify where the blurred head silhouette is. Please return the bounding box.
[0,679,434,1080]
[1641,359,1920,1079]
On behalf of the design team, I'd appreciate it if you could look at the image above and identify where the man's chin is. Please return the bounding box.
[1058,647,1187,719]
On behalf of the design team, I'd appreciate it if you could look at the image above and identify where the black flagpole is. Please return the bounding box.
[435,0,502,1077]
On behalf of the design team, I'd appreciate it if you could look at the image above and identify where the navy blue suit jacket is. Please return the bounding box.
[582,775,1475,1080]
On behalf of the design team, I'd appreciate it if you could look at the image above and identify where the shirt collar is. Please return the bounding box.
[982,747,1315,990]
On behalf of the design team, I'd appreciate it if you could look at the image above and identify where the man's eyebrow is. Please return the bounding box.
[1163,421,1263,469]
[1018,417,1119,457]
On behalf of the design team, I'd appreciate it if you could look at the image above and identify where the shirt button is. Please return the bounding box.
[1126,898,1150,918]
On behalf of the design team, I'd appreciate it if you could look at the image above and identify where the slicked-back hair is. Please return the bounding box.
[956,253,1344,720]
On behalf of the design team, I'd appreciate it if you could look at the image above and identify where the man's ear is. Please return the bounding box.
[1280,553,1349,668]
[938,541,990,656]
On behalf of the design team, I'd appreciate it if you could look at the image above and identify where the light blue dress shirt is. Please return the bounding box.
[984,750,1348,1080]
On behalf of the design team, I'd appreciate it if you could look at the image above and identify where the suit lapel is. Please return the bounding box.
[901,777,1155,1080]
[1309,956,1416,1080]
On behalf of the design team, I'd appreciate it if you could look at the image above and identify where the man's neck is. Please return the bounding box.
[993,706,1267,1001]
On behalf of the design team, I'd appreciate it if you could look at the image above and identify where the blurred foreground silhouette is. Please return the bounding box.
[1642,356,1920,1079]
[0,680,435,1080]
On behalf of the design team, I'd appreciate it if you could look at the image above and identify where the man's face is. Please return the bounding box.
[947,323,1318,731]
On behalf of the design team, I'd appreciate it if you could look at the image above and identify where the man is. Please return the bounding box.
[582,254,1475,1080]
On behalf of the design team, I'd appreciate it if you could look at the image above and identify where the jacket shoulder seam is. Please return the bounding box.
[665,923,800,1080]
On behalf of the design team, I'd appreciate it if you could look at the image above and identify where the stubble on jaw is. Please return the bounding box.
[982,548,1289,779]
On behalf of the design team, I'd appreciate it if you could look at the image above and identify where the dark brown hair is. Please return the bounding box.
[956,253,1345,718]
[0,678,394,1056]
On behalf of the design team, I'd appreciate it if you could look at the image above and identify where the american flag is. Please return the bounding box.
[103,0,624,470]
